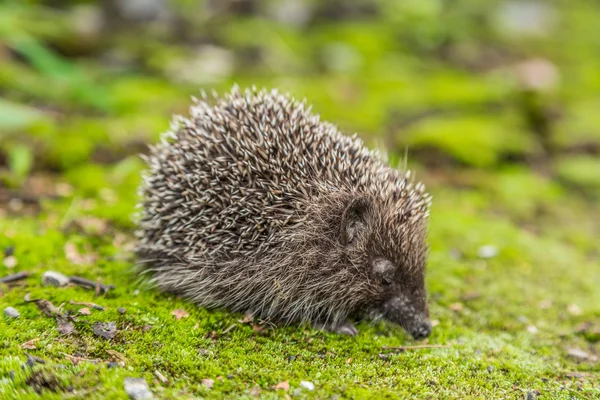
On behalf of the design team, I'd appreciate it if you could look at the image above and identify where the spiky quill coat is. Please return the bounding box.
[135,87,431,330]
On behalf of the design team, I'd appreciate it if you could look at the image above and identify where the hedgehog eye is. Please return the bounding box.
[340,196,371,247]
[373,258,395,284]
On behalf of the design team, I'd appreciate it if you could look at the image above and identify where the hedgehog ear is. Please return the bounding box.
[340,196,372,247]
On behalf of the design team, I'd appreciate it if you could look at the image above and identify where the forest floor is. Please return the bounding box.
[1,1,599,398]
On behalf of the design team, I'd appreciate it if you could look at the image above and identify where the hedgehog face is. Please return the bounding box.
[373,220,431,340]
[339,195,431,339]
[376,262,431,340]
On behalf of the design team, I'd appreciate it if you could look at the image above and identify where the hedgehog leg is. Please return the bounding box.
[313,320,358,336]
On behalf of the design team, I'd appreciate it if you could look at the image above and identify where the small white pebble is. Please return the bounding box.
[42,271,70,287]
[300,381,315,391]
[124,378,153,400]
[3,256,17,269]
[526,325,538,334]
[477,245,498,259]
[4,307,20,318]
[567,304,582,316]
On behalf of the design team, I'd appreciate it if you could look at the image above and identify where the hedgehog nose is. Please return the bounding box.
[411,321,432,340]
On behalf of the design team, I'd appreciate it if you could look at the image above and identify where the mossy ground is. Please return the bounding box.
[0,1,599,398]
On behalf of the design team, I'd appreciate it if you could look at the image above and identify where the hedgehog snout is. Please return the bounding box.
[382,293,431,340]
[410,321,432,340]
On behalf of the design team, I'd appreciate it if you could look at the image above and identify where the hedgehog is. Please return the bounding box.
[135,86,433,339]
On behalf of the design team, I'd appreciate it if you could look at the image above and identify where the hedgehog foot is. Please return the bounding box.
[314,320,358,336]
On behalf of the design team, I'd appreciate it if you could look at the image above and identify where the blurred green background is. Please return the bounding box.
[0,0,599,398]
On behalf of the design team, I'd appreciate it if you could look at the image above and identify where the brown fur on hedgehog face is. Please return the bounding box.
[315,192,431,339]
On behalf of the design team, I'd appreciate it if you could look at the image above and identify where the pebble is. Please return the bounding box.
[300,381,315,391]
[118,307,127,314]
[4,307,20,318]
[477,245,498,259]
[42,271,70,287]
[3,256,18,269]
[567,348,592,361]
[124,378,153,400]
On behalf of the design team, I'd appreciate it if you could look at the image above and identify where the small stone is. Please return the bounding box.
[300,381,315,391]
[4,307,20,318]
[514,58,559,92]
[567,304,582,316]
[201,379,214,389]
[526,390,537,400]
[124,377,153,400]
[118,307,127,314]
[495,1,557,38]
[42,271,70,287]
[487,366,494,373]
[539,299,552,309]
[3,255,17,269]
[166,46,233,86]
[107,362,119,369]
[567,348,591,361]
[477,245,498,259]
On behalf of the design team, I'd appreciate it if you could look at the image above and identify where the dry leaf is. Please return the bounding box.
[171,309,189,320]
[22,338,40,349]
[93,321,117,340]
[274,381,289,391]
[57,320,76,335]
[202,379,214,389]
[78,307,92,315]
[449,303,464,312]
[106,349,126,362]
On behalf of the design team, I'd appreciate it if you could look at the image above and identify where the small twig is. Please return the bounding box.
[0,271,30,284]
[61,352,100,365]
[106,349,126,362]
[382,344,451,353]
[221,323,237,335]
[24,353,46,365]
[69,300,105,311]
[69,276,115,294]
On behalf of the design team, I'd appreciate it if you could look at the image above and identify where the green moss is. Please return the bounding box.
[0,0,599,397]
